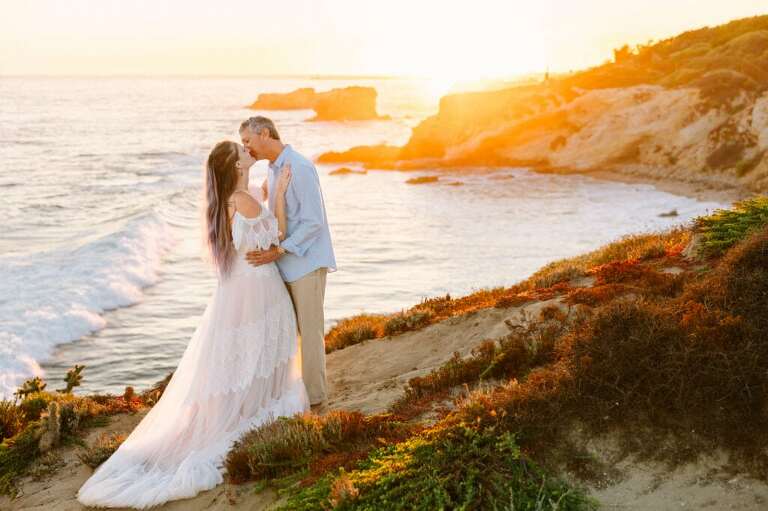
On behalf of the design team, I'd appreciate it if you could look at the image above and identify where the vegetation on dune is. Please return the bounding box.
[694,195,768,255]
[5,198,768,508]
[281,425,595,511]
[448,220,768,469]
[324,289,513,353]
[77,432,126,468]
[225,410,417,487]
[0,368,172,496]
[325,227,691,353]
[525,227,691,289]
[228,198,768,509]
[560,15,768,106]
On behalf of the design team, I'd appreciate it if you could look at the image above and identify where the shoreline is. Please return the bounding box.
[582,168,751,205]
[358,163,753,204]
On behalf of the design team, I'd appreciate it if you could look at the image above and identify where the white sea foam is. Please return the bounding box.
[0,211,174,398]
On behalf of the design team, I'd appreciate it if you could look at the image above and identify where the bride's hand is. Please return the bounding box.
[277,164,292,196]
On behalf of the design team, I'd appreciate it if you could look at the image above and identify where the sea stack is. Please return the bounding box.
[249,86,388,121]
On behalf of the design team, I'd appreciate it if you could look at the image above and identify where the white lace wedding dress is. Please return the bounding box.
[77,205,310,508]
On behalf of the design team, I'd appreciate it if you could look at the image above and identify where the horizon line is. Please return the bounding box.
[0,72,538,81]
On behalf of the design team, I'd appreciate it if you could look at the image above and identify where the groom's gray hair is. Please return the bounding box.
[239,116,281,141]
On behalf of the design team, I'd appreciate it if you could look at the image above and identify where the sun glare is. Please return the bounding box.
[422,76,458,102]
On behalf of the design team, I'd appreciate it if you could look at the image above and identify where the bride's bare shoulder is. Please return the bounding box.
[231,190,262,219]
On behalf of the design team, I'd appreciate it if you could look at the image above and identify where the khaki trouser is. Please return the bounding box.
[286,267,327,404]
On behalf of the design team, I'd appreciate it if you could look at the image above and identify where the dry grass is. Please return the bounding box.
[325,314,388,353]
[224,410,417,484]
[324,289,514,352]
[525,228,691,289]
[77,433,125,468]
[324,229,690,355]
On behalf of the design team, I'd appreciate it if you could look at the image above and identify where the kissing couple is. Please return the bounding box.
[77,116,337,508]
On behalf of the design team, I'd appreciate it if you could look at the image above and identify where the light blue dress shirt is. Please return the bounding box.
[267,144,337,283]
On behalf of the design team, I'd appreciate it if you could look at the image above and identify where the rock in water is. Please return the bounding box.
[249,87,316,110]
[329,167,367,176]
[249,86,388,121]
[311,86,387,121]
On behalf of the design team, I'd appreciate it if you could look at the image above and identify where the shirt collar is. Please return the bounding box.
[269,144,291,172]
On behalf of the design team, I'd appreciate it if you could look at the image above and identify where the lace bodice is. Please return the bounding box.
[231,207,279,253]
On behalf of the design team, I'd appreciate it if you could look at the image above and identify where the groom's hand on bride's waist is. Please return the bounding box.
[245,246,286,267]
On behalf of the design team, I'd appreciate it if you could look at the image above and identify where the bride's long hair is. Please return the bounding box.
[205,141,239,276]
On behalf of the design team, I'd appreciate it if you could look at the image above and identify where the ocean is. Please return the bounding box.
[0,76,726,397]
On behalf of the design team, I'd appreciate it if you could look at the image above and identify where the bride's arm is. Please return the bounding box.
[275,164,292,241]
[261,178,268,202]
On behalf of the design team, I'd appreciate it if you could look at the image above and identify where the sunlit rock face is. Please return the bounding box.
[316,17,768,192]
[317,82,768,191]
[310,86,388,121]
[249,87,317,110]
[249,86,387,121]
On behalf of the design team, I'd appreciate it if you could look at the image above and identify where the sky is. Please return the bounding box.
[0,0,765,80]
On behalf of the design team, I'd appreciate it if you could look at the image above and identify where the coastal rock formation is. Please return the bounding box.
[318,144,401,166]
[249,86,388,121]
[328,167,367,176]
[248,87,316,110]
[310,86,387,121]
[318,16,768,192]
[405,176,439,185]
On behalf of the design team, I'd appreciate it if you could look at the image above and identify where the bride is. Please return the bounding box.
[77,141,310,508]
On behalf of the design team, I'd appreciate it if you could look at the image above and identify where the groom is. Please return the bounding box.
[239,116,336,412]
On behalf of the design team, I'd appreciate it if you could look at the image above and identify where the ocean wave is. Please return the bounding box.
[0,210,174,398]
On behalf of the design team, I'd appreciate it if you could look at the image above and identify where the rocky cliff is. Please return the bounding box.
[249,86,388,121]
[319,16,768,192]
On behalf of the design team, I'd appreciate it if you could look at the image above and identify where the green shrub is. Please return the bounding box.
[0,401,24,443]
[694,195,768,255]
[281,426,595,511]
[0,423,41,496]
[383,310,433,336]
[14,377,47,400]
[18,393,51,422]
[57,365,85,394]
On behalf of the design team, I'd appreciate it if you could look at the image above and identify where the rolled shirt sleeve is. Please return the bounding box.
[279,165,324,257]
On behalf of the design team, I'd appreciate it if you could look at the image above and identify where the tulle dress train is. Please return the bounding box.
[77,206,310,508]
